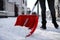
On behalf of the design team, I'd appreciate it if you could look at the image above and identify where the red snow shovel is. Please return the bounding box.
[15,14,38,37]
[15,1,38,37]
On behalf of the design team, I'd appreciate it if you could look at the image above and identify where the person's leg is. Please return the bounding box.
[47,0,59,29]
[39,0,46,29]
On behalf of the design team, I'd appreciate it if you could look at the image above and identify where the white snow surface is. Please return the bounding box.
[0,17,60,40]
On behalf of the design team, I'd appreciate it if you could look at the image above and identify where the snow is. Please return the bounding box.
[0,17,60,40]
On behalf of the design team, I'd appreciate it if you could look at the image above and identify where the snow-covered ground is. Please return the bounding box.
[0,17,60,40]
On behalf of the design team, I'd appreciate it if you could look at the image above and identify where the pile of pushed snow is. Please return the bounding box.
[0,25,31,40]
[0,25,31,37]
[9,26,31,37]
[0,18,31,40]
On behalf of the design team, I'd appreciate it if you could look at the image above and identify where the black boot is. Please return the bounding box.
[52,21,59,29]
[40,17,47,29]
[40,24,46,29]
[40,21,46,29]
[53,22,59,29]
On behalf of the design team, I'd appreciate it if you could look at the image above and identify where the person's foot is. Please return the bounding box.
[40,25,46,29]
[40,27,46,30]
[53,22,59,29]
[54,24,59,29]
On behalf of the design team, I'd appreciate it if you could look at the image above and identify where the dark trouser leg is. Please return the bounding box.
[39,0,46,29]
[47,0,59,29]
